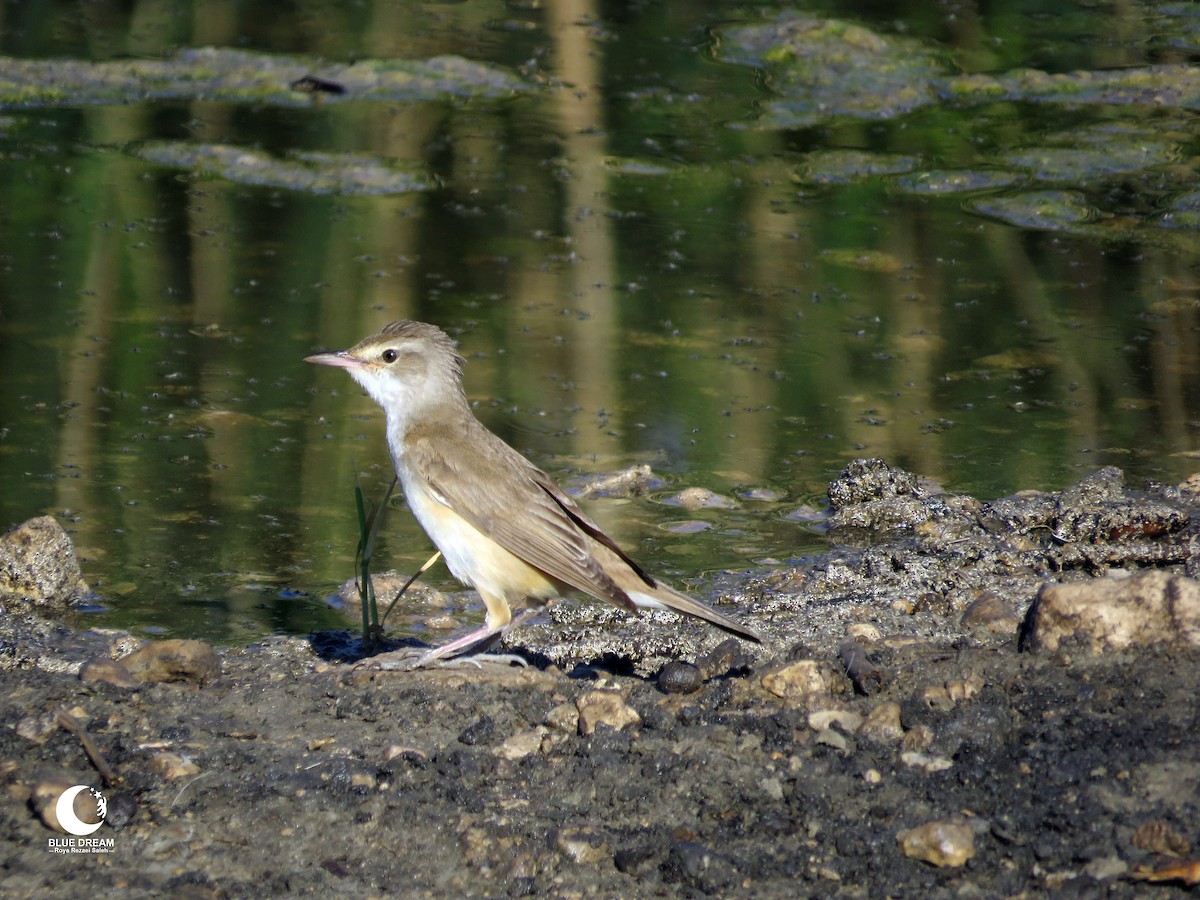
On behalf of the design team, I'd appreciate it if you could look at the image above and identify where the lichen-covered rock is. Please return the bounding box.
[0,516,89,611]
[1020,571,1200,653]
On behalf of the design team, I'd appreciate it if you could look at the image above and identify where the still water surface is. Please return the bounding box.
[1,1,1198,641]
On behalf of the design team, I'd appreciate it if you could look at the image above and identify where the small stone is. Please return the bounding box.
[544,702,579,733]
[897,819,975,867]
[80,657,141,689]
[383,745,427,764]
[31,778,104,834]
[666,487,739,510]
[863,768,882,784]
[1083,856,1129,881]
[148,752,201,780]
[16,712,58,744]
[576,691,640,735]
[1021,571,1200,653]
[695,638,747,679]
[846,623,881,642]
[759,776,784,801]
[495,728,547,761]
[900,751,953,774]
[1131,820,1190,856]
[808,708,863,733]
[120,639,220,685]
[960,591,1020,633]
[858,701,905,744]
[814,728,852,752]
[760,659,842,705]
[901,724,935,753]
[556,826,611,864]
[658,661,703,695]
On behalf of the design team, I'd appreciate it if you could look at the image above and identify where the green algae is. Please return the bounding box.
[0,47,526,109]
[136,143,433,195]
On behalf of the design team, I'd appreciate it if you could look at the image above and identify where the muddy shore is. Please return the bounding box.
[3,459,1199,897]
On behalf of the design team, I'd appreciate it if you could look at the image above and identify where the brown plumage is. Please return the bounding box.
[306,320,761,662]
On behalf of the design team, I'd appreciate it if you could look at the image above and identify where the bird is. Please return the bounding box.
[305,320,761,666]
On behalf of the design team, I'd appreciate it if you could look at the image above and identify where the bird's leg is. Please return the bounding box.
[358,608,538,671]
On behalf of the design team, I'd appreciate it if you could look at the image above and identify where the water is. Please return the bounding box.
[1,0,1198,642]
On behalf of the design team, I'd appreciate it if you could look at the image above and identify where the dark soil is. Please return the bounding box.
[3,460,1199,898]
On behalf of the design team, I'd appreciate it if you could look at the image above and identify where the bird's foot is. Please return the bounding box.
[353,647,527,671]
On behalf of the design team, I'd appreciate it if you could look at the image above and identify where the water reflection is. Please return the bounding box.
[0,1,1197,642]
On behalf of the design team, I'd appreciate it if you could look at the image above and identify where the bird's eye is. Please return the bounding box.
[381,349,398,363]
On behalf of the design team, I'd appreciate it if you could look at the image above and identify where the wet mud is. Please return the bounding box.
[3,460,1200,897]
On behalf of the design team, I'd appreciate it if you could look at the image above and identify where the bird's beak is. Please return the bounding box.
[304,350,362,369]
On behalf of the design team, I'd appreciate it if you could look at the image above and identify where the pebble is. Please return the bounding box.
[900,751,953,774]
[658,661,703,695]
[120,639,220,685]
[30,777,104,834]
[808,708,863,733]
[900,724,935,753]
[664,487,739,510]
[760,660,843,705]
[544,702,579,733]
[845,623,881,642]
[1022,571,1200,653]
[858,701,904,744]
[960,590,1020,634]
[556,826,612,864]
[1131,820,1190,856]
[148,752,201,780]
[80,657,141,689]
[494,728,547,761]
[896,819,975,867]
[576,690,641,735]
[16,712,59,744]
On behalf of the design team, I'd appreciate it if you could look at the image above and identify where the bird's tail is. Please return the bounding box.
[629,584,762,643]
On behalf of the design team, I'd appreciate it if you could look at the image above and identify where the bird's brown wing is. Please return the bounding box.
[405,425,640,613]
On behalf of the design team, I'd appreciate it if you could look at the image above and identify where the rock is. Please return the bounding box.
[15,711,59,744]
[556,826,611,864]
[760,660,844,705]
[808,708,863,733]
[657,661,703,695]
[1084,856,1129,881]
[897,819,975,867]
[900,751,953,774]
[664,487,738,510]
[120,639,220,685]
[960,591,1020,634]
[1131,820,1190,856]
[921,673,984,710]
[900,723,935,753]
[846,623,881,642]
[30,778,105,834]
[1021,571,1200,653]
[567,465,662,499]
[494,728,547,761]
[695,638,749,679]
[148,752,201,780]
[0,516,89,611]
[576,690,640,735]
[858,701,904,744]
[544,702,579,733]
[79,657,141,689]
[828,458,922,510]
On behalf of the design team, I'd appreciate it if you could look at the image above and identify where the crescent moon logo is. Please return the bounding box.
[55,785,105,836]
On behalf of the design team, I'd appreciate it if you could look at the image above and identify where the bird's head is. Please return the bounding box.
[305,320,466,421]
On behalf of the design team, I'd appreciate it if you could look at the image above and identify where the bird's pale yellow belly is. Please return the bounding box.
[401,474,560,627]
